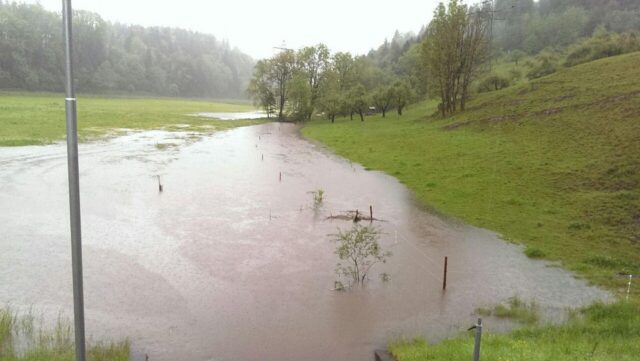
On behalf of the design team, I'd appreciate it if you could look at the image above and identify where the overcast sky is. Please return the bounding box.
[27,0,446,59]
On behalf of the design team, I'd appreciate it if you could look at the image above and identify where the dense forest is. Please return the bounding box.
[367,0,640,67]
[248,0,640,120]
[0,2,254,98]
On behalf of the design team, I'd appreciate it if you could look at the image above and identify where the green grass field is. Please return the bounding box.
[304,52,640,297]
[303,52,640,360]
[390,302,639,361]
[0,92,262,146]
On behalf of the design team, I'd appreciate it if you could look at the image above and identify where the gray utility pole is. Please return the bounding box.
[62,1,87,360]
[468,318,483,361]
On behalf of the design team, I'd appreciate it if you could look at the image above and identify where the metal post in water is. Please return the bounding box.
[473,318,482,361]
[62,1,87,360]
[442,256,448,290]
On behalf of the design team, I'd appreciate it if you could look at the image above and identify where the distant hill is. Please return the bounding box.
[0,2,254,99]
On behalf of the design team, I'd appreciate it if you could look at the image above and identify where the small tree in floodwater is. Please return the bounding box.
[311,189,325,209]
[331,224,391,288]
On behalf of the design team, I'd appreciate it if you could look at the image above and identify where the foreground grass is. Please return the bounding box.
[0,92,263,146]
[303,53,640,360]
[390,302,639,361]
[0,307,129,361]
[476,297,539,325]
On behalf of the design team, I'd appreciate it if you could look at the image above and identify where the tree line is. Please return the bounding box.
[2,0,637,104]
[492,0,640,55]
[248,0,489,120]
[247,45,413,122]
[0,2,254,98]
[249,0,640,121]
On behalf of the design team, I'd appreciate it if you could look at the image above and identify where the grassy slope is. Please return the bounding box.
[0,92,261,146]
[303,53,640,359]
[304,52,640,296]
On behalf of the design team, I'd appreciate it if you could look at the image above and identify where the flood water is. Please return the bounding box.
[192,111,268,120]
[0,123,610,361]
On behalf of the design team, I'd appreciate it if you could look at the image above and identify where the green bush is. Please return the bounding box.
[508,68,523,82]
[477,74,511,93]
[526,57,557,80]
[565,28,640,67]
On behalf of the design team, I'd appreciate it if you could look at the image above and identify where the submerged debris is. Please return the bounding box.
[326,210,384,222]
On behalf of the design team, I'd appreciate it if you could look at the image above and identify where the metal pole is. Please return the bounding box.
[627,275,633,302]
[62,1,86,360]
[473,318,482,361]
[442,256,448,290]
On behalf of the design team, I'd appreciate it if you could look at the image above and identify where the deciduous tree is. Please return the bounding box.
[421,0,489,116]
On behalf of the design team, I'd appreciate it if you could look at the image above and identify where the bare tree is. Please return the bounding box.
[460,6,491,111]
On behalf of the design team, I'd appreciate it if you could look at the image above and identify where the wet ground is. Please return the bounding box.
[192,111,268,120]
[0,123,610,361]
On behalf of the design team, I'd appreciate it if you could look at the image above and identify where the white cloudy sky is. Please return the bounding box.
[27,0,447,59]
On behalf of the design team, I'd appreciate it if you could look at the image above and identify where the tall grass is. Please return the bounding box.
[476,297,539,325]
[0,307,129,361]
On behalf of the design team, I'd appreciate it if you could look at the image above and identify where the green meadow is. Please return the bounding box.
[304,52,640,297]
[0,92,262,146]
[303,53,640,360]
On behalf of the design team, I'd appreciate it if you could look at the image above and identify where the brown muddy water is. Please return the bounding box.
[0,123,610,361]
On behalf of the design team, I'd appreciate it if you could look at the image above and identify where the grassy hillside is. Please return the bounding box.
[0,92,261,146]
[304,52,640,297]
[304,52,640,360]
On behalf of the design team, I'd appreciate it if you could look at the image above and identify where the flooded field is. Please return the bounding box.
[192,111,268,120]
[0,123,610,361]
